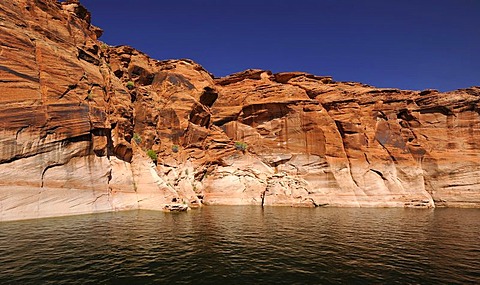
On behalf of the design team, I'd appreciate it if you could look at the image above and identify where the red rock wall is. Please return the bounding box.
[1,0,479,221]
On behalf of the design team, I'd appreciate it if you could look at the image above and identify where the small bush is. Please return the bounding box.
[234,141,248,151]
[146,149,157,161]
[172,144,179,153]
[126,81,135,89]
[132,133,142,144]
[87,91,93,101]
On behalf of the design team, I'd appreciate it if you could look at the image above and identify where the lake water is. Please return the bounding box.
[0,206,479,284]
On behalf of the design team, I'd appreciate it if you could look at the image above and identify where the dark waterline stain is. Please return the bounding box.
[0,207,479,284]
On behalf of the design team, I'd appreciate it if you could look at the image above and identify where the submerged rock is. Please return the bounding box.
[163,204,190,212]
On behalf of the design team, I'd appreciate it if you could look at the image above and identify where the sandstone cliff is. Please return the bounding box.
[1,0,479,221]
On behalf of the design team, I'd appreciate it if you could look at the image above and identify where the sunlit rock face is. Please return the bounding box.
[1,0,479,221]
[208,72,480,208]
[0,0,184,221]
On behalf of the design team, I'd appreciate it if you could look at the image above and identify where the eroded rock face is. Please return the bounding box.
[0,0,187,221]
[0,0,479,221]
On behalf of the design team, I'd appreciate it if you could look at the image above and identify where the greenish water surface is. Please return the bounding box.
[0,206,479,284]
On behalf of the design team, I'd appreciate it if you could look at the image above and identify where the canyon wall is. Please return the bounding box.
[0,0,479,221]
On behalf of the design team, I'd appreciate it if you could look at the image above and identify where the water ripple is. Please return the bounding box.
[0,207,479,284]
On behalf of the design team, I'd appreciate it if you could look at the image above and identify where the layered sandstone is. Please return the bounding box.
[0,0,479,221]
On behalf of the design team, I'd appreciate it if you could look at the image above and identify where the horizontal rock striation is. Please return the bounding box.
[0,0,479,221]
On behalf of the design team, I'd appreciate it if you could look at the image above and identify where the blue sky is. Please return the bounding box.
[81,0,479,91]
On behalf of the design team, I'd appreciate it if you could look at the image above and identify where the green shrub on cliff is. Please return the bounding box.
[126,81,135,89]
[172,144,179,153]
[87,90,93,101]
[133,133,142,144]
[234,141,248,151]
[146,149,157,162]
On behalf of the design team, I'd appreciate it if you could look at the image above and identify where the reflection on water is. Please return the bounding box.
[0,207,479,284]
